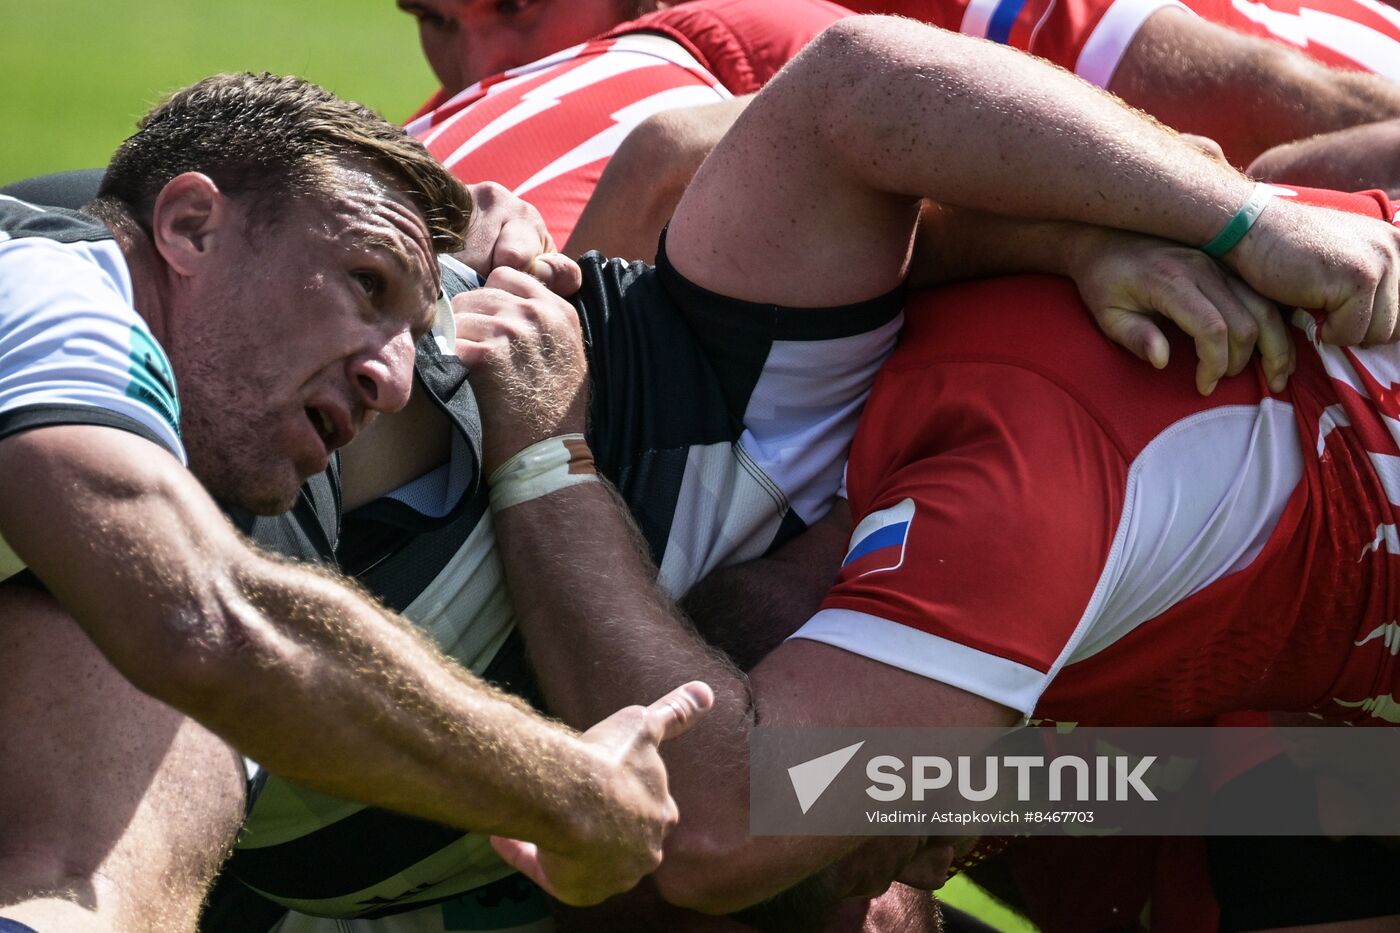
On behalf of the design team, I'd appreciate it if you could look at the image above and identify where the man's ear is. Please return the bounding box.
[149,172,229,276]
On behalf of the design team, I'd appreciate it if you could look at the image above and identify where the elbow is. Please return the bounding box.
[118,568,274,723]
[652,821,779,915]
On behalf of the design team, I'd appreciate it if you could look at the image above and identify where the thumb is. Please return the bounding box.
[1097,308,1170,369]
[646,681,715,743]
[490,837,557,897]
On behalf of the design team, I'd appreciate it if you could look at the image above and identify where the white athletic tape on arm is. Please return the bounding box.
[488,433,599,511]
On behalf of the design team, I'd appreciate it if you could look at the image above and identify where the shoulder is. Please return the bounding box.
[609,0,853,93]
[0,203,183,460]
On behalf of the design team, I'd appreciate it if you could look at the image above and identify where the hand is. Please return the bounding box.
[1068,228,1293,394]
[1227,195,1400,346]
[491,682,716,906]
[452,267,589,474]
[456,181,583,296]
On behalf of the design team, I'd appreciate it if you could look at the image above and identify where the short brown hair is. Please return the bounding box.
[96,72,470,253]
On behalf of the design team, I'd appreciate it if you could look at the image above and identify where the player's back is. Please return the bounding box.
[850,0,1400,85]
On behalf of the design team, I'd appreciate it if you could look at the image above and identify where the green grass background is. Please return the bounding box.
[0,0,436,185]
[2,4,1039,929]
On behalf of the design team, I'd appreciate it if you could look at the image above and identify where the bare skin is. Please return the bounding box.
[565,96,754,263]
[461,15,1400,914]
[0,162,710,928]
[0,587,245,933]
[1249,118,1400,199]
[396,0,662,96]
[1106,7,1400,166]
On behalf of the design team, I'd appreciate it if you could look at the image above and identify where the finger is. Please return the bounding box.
[1365,262,1400,345]
[491,218,552,273]
[1191,277,1261,378]
[645,681,716,743]
[484,264,553,298]
[1225,277,1293,393]
[1321,286,1376,347]
[489,837,564,901]
[530,252,584,297]
[1178,133,1227,164]
[1145,284,1228,394]
[1094,308,1170,370]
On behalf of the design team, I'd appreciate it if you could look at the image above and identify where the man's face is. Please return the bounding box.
[398,0,656,95]
[171,167,439,514]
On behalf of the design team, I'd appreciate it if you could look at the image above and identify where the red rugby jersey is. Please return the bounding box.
[798,187,1400,726]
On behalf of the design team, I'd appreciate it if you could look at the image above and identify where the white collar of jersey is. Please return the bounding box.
[431,292,456,356]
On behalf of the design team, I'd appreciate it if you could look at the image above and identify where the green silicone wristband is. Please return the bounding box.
[1201,185,1273,258]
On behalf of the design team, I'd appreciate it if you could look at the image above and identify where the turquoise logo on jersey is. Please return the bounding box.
[126,326,181,435]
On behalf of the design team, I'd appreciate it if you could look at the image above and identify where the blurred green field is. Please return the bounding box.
[0,0,436,185]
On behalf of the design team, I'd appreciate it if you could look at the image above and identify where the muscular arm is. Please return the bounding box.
[0,424,701,905]
[1109,8,1400,166]
[481,12,1400,913]
[668,16,1400,347]
[492,483,1011,911]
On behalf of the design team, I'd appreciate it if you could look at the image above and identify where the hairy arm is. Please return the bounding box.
[491,482,1012,912]
[667,16,1400,346]
[0,424,705,905]
[1109,8,1400,166]
[1249,118,1400,199]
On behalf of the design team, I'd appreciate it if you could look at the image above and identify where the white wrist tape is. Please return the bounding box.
[488,433,599,511]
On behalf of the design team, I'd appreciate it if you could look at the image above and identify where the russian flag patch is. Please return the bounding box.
[841,498,915,577]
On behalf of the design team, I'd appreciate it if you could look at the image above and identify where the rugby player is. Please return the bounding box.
[203,14,1400,933]
[451,16,1400,917]
[0,73,712,932]
[402,0,847,247]
[398,0,1400,199]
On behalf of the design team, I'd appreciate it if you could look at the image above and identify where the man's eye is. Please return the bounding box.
[494,0,529,15]
[354,272,383,297]
[399,3,448,28]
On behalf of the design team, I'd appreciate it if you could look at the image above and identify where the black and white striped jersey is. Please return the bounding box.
[223,244,905,925]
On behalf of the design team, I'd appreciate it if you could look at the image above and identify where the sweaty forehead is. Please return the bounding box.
[323,166,439,296]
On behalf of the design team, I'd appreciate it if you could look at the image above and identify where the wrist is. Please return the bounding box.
[1201,183,1275,259]
[488,434,599,511]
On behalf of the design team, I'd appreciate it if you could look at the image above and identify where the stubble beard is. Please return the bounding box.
[176,360,303,516]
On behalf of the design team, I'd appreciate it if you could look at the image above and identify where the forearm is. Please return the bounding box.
[668,17,1257,307]
[807,18,1249,239]
[909,203,1127,289]
[0,429,606,851]
[190,550,611,847]
[1110,11,1400,165]
[1249,119,1400,199]
[492,481,860,912]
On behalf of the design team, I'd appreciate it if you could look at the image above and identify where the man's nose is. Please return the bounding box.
[349,331,416,415]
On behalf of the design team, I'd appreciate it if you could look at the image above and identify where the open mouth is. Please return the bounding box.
[306,406,335,450]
